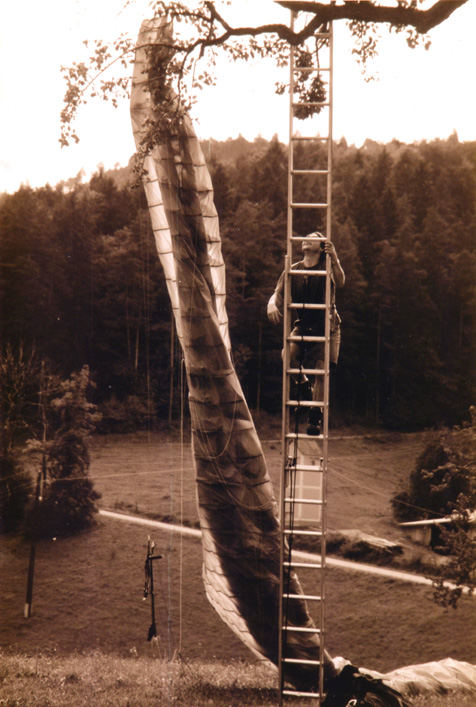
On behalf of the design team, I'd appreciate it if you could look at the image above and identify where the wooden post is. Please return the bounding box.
[24,467,42,618]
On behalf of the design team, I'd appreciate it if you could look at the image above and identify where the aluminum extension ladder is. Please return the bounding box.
[278,9,333,705]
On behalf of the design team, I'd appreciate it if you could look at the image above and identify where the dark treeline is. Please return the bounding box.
[0,135,474,430]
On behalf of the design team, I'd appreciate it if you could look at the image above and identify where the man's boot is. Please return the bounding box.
[292,378,313,420]
[307,406,323,436]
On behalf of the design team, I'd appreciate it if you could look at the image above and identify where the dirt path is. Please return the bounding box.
[100,508,457,590]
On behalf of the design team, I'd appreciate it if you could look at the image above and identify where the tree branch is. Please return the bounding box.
[173,0,468,52]
[60,0,469,146]
[275,0,468,34]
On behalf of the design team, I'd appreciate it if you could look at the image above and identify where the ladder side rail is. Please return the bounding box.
[319,21,333,701]
[279,252,293,699]
[278,7,297,698]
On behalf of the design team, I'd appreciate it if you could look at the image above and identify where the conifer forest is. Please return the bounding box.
[1,135,474,430]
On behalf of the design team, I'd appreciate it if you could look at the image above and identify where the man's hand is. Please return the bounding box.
[324,240,345,286]
[323,240,337,261]
[267,297,282,325]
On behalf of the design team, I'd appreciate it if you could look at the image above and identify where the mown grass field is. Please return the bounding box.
[88,422,430,542]
[0,651,475,706]
[1,425,475,705]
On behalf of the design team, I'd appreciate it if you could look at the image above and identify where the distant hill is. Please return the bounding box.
[101,135,284,188]
[202,135,280,164]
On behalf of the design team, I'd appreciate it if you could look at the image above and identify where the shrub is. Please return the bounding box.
[26,431,100,539]
[97,394,153,433]
[25,366,101,539]
[0,455,32,533]
[392,416,476,522]
[431,495,476,608]
[391,411,476,608]
[0,345,39,533]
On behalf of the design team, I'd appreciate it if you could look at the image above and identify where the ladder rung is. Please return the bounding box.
[286,400,323,408]
[282,658,321,666]
[293,66,330,73]
[284,529,323,536]
[288,335,326,344]
[288,337,325,345]
[292,169,328,175]
[291,202,327,209]
[284,561,324,569]
[287,367,325,375]
[286,432,324,440]
[292,136,329,141]
[289,464,323,472]
[289,304,326,311]
[283,593,322,601]
[291,235,327,242]
[288,302,326,310]
[282,689,321,698]
[293,101,330,108]
[282,626,321,634]
[289,268,327,276]
[284,497,324,505]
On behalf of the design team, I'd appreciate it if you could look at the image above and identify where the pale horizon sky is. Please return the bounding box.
[0,0,475,194]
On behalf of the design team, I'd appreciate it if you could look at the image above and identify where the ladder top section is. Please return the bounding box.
[275,0,331,15]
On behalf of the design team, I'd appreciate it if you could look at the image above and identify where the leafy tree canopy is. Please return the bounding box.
[60,0,468,151]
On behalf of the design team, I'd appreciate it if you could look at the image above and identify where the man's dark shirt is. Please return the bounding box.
[290,257,326,336]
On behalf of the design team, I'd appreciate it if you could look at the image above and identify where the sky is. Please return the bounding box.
[0,0,475,194]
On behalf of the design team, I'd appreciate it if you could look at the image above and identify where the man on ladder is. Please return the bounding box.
[267,231,345,435]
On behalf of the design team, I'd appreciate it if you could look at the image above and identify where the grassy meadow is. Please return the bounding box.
[1,424,475,705]
[1,652,475,706]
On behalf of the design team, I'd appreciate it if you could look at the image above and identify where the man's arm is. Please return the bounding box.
[324,242,345,287]
[267,270,285,324]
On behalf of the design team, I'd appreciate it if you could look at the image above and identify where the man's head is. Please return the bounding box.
[301,231,324,254]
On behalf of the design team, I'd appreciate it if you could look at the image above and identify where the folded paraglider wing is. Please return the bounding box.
[129,15,337,690]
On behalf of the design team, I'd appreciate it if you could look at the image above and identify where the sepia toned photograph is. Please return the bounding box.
[1,2,475,705]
